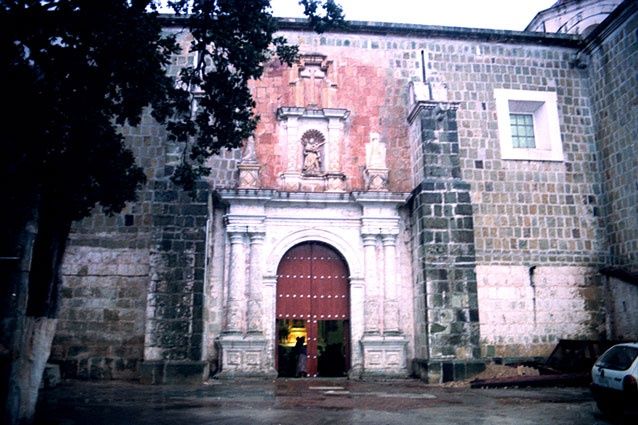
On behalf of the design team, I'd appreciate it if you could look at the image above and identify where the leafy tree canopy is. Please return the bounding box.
[0,0,345,226]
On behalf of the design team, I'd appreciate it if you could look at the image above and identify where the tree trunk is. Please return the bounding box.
[10,317,58,424]
[1,206,38,425]
[2,200,71,425]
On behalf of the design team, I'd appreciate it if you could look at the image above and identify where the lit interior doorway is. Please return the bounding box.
[275,242,350,377]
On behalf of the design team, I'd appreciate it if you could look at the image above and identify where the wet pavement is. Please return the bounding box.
[35,378,635,424]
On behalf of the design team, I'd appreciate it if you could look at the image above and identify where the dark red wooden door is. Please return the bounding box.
[276,242,350,377]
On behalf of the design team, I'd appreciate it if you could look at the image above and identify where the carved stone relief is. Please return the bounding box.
[290,53,337,108]
[301,129,326,176]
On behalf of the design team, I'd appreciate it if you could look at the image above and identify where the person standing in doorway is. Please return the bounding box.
[294,336,307,377]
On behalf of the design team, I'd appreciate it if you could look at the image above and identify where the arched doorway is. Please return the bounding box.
[275,242,351,377]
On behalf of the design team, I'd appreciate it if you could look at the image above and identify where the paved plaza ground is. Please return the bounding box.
[35,378,636,425]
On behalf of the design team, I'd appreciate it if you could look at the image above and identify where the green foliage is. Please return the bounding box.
[1,0,171,221]
[0,0,345,219]
[168,0,345,190]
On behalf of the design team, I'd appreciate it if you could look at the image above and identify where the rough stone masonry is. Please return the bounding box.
[52,1,638,383]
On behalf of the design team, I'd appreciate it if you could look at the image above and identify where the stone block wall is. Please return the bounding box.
[143,181,208,363]
[409,104,480,364]
[53,108,165,379]
[587,1,638,272]
[55,247,148,379]
[205,25,609,361]
[476,265,604,357]
[605,277,638,340]
[420,38,605,356]
[51,15,636,380]
[54,29,210,378]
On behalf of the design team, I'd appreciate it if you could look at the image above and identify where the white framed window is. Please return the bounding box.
[494,89,563,161]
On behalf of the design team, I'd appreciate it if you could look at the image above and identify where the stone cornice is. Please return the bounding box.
[407,100,460,125]
[159,15,583,48]
[276,106,350,121]
[218,189,410,205]
[275,18,583,48]
[580,0,638,54]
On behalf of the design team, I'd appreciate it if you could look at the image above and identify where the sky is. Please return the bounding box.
[270,0,559,31]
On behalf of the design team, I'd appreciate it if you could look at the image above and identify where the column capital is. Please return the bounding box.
[248,230,266,243]
[381,233,398,245]
[228,231,245,244]
[361,233,378,245]
[226,224,248,235]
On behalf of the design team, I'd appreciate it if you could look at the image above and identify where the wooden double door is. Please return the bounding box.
[276,242,350,377]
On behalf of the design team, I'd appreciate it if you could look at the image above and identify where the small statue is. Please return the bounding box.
[242,136,256,162]
[302,132,326,175]
[366,132,386,169]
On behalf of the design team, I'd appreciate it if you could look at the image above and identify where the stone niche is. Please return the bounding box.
[277,106,349,192]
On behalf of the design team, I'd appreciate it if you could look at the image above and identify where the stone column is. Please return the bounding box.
[247,231,265,334]
[262,277,277,372]
[349,277,365,378]
[362,233,381,334]
[382,232,400,334]
[225,230,246,334]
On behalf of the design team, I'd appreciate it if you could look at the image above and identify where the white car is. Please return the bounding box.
[591,342,638,415]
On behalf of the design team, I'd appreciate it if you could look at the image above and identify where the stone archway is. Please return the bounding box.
[275,242,351,377]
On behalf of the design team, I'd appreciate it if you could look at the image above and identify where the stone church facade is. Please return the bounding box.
[51,0,637,383]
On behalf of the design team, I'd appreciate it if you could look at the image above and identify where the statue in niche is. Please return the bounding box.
[301,129,326,175]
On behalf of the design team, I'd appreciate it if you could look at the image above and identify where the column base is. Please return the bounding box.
[360,334,408,377]
[216,334,276,378]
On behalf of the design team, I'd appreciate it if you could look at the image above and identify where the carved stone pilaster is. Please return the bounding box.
[247,232,265,333]
[225,231,246,334]
[362,233,381,334]
[382,233,400,334]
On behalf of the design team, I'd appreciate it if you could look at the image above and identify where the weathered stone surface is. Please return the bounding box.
[51,4,637,383]
[476,265,605,357]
